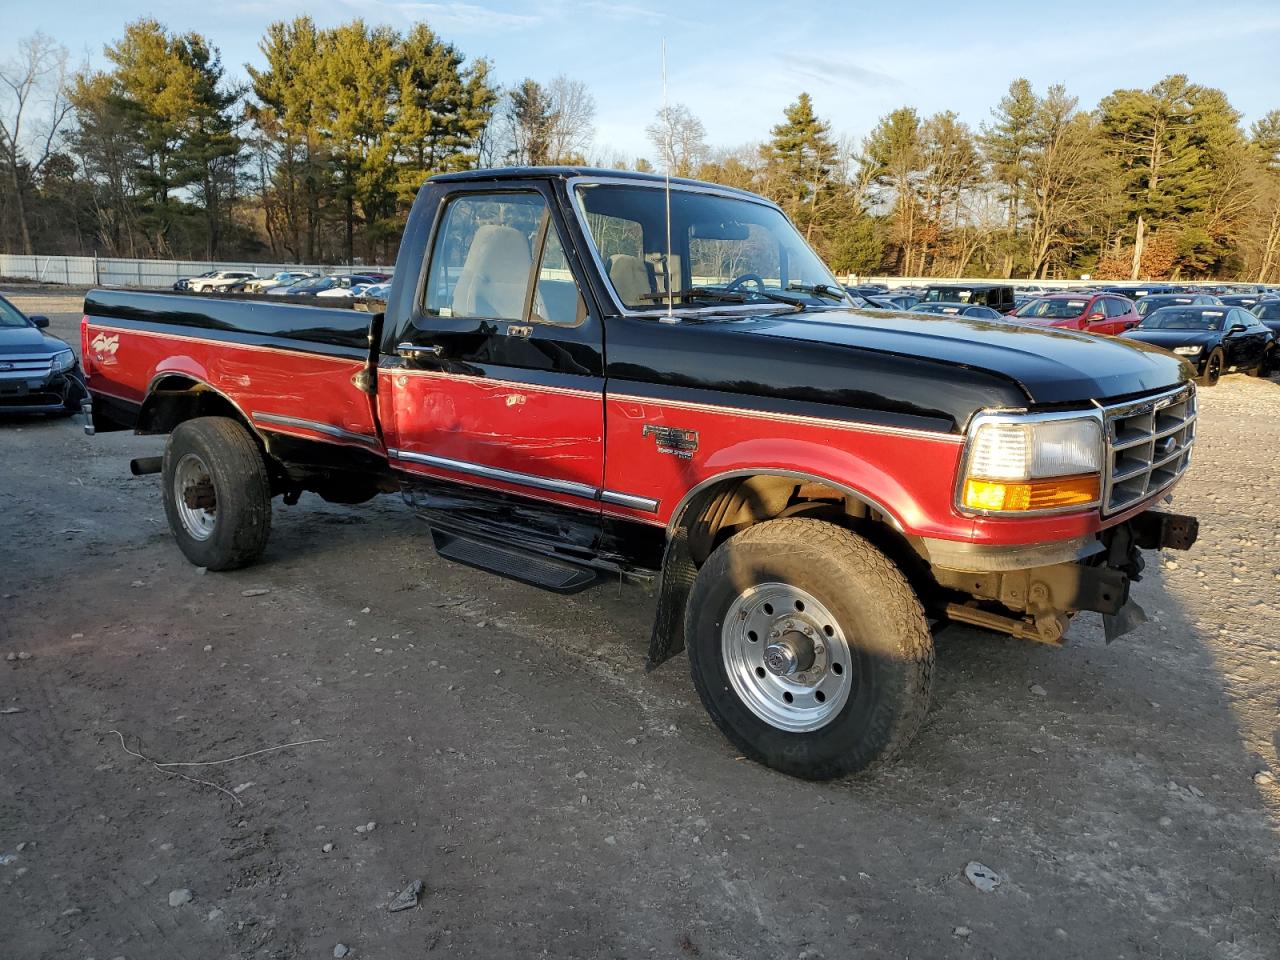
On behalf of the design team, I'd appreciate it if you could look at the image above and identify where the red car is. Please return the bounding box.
[1012,292,1141,336]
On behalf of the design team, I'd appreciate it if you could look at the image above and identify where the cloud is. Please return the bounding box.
[782,55,900,91]
[358,1,543,31]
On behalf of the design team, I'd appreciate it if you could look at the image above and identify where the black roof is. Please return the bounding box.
[427,166,765,201]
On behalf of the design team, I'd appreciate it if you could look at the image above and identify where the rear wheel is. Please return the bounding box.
[685,518,934,780]
[1201,348,1223,387]
[162,416,272,570]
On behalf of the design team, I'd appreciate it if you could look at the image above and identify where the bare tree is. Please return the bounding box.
[0,33,73,254]
[545,75,595,164]
[646,103,707,177]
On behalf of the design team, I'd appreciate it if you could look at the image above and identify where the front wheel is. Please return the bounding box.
[1200,348,1223,387]
[685,518,934,780]
[162,416,272,571]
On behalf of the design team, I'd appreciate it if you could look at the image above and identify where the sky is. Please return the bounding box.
[5,0,1280,160]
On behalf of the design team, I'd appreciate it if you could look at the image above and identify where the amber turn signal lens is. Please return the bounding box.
[963,474,1101,512]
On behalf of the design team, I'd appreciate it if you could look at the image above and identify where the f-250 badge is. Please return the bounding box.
[642,424,698,458]
[90,332,120,365]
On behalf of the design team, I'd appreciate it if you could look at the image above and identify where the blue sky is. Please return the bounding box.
[6,0,1280,159]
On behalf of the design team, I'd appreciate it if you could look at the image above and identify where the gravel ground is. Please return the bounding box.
[2,289,1278,960]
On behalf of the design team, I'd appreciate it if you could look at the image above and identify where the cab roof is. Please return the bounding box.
[427,165,764,201]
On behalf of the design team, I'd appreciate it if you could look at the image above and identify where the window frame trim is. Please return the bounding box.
[565,174,813,320]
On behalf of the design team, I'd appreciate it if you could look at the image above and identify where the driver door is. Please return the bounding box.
[380,184,605,550]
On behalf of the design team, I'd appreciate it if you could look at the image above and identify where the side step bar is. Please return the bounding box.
[430,530,598,594]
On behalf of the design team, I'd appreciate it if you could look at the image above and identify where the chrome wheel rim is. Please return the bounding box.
[721,582,853,733]
[173,452,217,541]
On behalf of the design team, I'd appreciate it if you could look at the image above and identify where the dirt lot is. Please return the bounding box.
[2,288,1278,960]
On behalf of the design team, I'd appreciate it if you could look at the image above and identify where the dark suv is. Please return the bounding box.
[922,283,1016,314]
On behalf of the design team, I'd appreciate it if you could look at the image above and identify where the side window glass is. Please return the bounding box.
[531,226,586,327]
[1105,298,1125,318]
[423,192,545,321]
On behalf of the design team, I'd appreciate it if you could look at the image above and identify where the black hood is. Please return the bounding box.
[0,325,69,356]
[606,307,1191,433]
[1120,328,1217,350]
[734,309,1188,403]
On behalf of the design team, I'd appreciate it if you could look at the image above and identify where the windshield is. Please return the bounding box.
[1139,308,1224,331]
[574,182,847,311]
[1136,296,1195,316]
[0,297,29,328]
[1015,297,1088,319]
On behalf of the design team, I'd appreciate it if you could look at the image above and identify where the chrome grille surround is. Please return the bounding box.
[1099,383,1196,515]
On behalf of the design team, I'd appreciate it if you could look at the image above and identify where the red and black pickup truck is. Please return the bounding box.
[81,167,1199,779]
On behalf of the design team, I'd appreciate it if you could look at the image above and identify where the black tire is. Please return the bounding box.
[161,416,272,571]
[1248,346,1274,377]
[685,518,934,780]
[1201,348,1223,387]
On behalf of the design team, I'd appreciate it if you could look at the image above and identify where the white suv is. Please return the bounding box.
[188,271,258,293]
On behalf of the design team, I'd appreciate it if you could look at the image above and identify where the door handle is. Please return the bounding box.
[396,342,444,360]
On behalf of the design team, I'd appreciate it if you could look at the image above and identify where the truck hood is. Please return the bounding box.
[735,308,1186,405]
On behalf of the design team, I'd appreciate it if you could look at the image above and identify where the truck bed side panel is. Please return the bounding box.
[82,290,381,455]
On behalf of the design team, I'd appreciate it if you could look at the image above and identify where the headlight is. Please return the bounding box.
[959,415,1103,514]
[1172,345,1202,356]
[51,349,76,373]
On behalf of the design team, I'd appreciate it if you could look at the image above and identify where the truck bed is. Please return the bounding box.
[82,288,383,461]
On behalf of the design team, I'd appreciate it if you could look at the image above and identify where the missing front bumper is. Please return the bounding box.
[935,509,1198,644]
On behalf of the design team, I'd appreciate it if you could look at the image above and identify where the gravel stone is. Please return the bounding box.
[168,888,193,907]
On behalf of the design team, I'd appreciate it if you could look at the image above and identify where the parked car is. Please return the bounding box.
[173,270,218,292]
[188,270,259,293]
[1216,294,1274,310]
[316,283,373,299]
[82,165,1200,780]
[267,275,385,297]
[1011,292,1140,335]
[239,271,317,294]
[921,283,1016,314]
[868,293,919,310]
[1250,299,1280,337]
[1135,293,1221,317]
[1120,305,1275,385]
[909,301,1005,320]
[1099,284,1180,299]
[0,293,87,415]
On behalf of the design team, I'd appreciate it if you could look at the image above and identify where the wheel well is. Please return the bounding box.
[646,472,935,672]
[678,474,897,566]
[137,376,252,436]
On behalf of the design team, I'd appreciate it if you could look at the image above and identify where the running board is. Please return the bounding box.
[430,530,598,594]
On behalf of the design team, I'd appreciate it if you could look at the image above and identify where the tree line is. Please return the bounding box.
[1,17,1279,280]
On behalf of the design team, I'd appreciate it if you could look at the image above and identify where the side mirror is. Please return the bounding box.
[1228,323,1247,334]
[1087,312,1105,321]
[30,315,50,329]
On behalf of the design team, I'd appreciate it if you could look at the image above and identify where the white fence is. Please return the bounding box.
[0,254,395,289]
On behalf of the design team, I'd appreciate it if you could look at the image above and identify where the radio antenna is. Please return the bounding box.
[661,38,675,321]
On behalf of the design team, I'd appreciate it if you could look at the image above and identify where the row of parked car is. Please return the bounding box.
[843,281,1280,386]
[173,270,393,301]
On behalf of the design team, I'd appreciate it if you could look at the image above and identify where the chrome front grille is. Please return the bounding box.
[1101,384,1196,514]
[0,354,54,380]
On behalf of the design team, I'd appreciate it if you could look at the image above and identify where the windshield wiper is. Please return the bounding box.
[638,288,807,311]
[787,282,847,302]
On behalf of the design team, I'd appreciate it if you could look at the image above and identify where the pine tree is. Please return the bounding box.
[979,79,1037,274]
